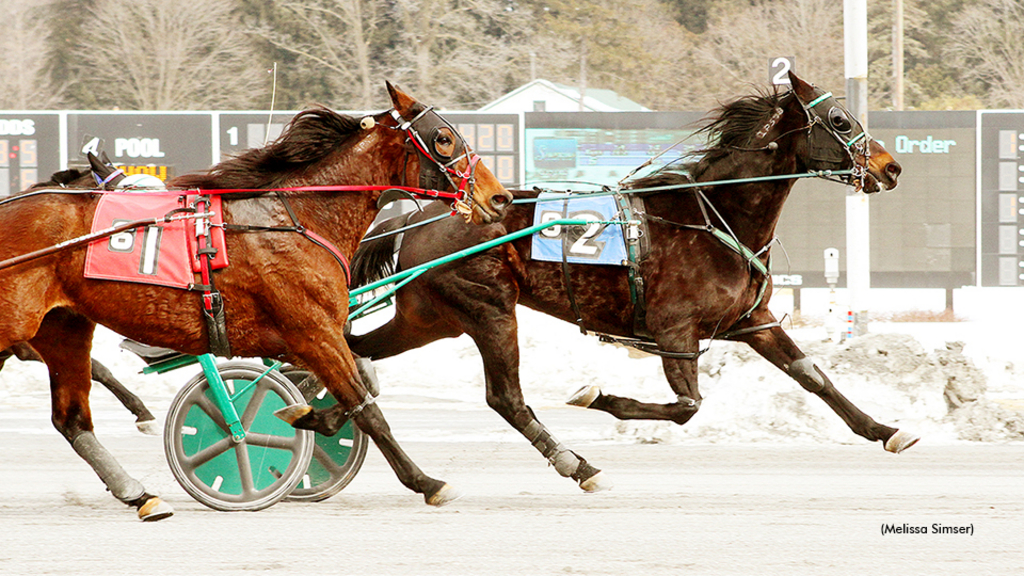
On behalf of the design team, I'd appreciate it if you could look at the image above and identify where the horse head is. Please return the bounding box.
[788,71,901,193]
[383,82,512,224]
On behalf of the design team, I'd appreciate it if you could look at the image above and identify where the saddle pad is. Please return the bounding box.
[530,192,628,265]
[84,192,228,289]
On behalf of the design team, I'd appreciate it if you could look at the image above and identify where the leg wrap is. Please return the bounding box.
[355,357,380,398]
[523,419,579,478]
[788,358,827,394]
[71,432,145,503]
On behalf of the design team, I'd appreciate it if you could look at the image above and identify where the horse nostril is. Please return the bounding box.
[491,192,512,211]
[886,162,902,179]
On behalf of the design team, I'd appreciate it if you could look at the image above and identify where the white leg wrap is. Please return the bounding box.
[523,420,580,478]
[72,432,145,503]
[788,357,826,393]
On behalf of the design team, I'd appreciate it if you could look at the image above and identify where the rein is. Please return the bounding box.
[516,169,853,203]
[0,209,211,272]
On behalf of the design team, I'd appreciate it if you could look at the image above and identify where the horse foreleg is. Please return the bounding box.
[735,318,919,453]
[276,337,456,506]
[90,358,159,435]
[30,310,172,520]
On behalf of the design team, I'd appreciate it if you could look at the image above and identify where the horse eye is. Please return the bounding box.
[828,107,852,133]
[434,130,456,157]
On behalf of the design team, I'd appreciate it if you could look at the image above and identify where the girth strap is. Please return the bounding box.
[614,190,651,338]
[193,195,231,358]
[559,197,587,334]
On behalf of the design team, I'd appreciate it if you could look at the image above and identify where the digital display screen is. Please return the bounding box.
[525,112,703,191]
[775,111,978,288]
[0,114,59,196]
[68,112,213,184]
[978,111,1024,286]
[448,113,519,187]
[218,112,297,161]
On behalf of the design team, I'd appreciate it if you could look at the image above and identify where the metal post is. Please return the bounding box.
[893,0,904,110]
[845,0,870,337]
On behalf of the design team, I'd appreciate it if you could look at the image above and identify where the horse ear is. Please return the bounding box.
[88,150,125,188]
[87,152,109,174]
[788,71,816,102]
[386,81,417,115]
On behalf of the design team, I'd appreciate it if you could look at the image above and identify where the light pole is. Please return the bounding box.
[845,0,870,337]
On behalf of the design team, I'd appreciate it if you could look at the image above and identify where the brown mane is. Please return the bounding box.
[171,106,363,190]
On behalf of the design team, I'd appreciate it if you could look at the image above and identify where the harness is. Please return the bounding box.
[388,106,482,219]
[568,87,874,359]
[0,105,484,358]
[588,187,776,360]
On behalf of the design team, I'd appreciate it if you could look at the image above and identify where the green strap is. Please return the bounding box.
[709,228,769,276]
[613,192,640,305]
[806,92,832,108]
[846,132,867,148]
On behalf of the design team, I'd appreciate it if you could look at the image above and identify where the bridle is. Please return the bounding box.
[389,105,482,218]
[798,89,871,190]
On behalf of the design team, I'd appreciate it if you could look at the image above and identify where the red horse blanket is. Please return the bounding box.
[84,192,228,289]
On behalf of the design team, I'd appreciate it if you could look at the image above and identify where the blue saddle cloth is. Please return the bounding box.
[530,192,628,265]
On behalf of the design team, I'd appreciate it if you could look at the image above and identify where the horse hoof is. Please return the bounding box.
[884,430,920,454]
[567,385,600,408]
[274,404,313,425]
[138,497,174,522]
[579,471,613,493]
[425,484,463,507]
[135,419,161,436]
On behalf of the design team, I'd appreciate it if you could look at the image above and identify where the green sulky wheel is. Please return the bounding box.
[163,361,314,511]
[281,369,369,502]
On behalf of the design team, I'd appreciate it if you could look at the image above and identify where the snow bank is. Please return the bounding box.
[1,306,1022,446]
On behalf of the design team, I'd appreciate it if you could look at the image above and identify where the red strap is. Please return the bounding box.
[301,229,352,286]
[88,185,462,200]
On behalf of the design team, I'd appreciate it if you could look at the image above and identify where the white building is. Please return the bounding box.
[478,79,650,113]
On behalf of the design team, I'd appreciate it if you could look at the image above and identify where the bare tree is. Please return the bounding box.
[946,0,1024,108]
[0,0,65,109]
[70,0,265,110]
[687,0,845,108]
[383,0,541,107]
[253,0,387,110]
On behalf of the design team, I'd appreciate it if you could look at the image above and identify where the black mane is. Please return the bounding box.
[26,167,92,191]
[172,106,363,190]
[628,87,791,191]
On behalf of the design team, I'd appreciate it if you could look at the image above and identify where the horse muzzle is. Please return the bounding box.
[467,187,512,224]
[862,142,902,193]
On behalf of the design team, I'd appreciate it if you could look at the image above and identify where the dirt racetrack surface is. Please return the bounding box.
[0,406,1021,576]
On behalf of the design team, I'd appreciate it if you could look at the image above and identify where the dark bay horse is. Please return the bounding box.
[0,166,158,434]
[347,72,913,492]
[0,83,511,520]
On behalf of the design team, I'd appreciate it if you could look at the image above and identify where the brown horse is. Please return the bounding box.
[0,166,158,434]
[0,83,511,520]
[346,72,913,492]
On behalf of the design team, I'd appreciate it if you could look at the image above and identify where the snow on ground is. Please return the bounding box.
[0,301,1022,446]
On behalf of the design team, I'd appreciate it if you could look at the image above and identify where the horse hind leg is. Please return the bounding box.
[90,358,159,435]
[9,342,158,435]
[472,324,610,492]
[30,309,173,521]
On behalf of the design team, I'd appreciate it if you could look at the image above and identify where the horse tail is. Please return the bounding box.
[351,213,413,286]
